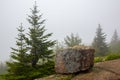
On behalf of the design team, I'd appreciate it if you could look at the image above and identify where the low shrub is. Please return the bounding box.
[94,57,104,63]
[105,53,120,61]
[94,53,120,63]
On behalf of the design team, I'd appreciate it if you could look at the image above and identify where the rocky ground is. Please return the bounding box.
[36,59,120,80]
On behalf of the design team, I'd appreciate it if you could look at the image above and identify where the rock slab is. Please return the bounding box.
[55,47,95,74]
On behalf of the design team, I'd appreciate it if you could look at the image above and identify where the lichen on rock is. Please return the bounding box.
[55,45,95,74]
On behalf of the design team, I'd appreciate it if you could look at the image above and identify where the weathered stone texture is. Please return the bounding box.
[55,46,95,74]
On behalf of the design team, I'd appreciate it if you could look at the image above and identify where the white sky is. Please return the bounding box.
[0,0,120,61]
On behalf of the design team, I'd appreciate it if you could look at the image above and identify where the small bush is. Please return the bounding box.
[94,57,104,63]
[94,53,120,63]
[105,54,120,61]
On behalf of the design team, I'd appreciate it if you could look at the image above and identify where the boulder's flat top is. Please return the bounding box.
[36,59,120,80]
[60,45,94,50]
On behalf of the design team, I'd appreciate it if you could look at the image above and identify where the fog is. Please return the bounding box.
[0,0,120,61]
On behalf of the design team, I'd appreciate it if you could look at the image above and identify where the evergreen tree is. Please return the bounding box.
[6,24,29,79]
[92,24,108,56]
[5,2,55,80]
[111,30,119,42]
[25,2,55,67]
[110,30,120,53]
[64,33,81,47]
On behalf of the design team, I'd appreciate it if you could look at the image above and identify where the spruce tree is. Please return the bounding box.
[5,2,55,80]
[92,24,108,56]
[25,2,55,67]
[110,30,120,53]
[111,30,119,42]
[6,24,29,79]
[64,33,81,47]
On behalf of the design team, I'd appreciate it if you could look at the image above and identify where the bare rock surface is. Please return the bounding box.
[36,59,120,80]
[55,46,95,74]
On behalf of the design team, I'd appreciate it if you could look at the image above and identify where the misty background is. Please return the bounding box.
[0,0,120,62]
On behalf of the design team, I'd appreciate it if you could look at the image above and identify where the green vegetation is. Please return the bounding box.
[4,61,55,80]
[4,2,55,80]
[64,33,81,47]
[109,30,120,54]
[54,33,82,52]
[105,53,120,60]
[1,1,120,80]
[0,75,3,80]
[5,24,29,80]
[0,77,5,80]
[94,53,120,63]
[0,62,7,80]
[0,62,7,75]
[25,2,55,67]
[94,57,104,63]
[92,24,108,56]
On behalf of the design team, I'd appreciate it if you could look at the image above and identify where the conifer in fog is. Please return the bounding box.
[92,24,108,56]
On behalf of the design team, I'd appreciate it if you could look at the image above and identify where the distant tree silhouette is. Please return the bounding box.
[92,24,108,56]
[54,41,65,52]
[109,30,120,53]
[64,33,81,47]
